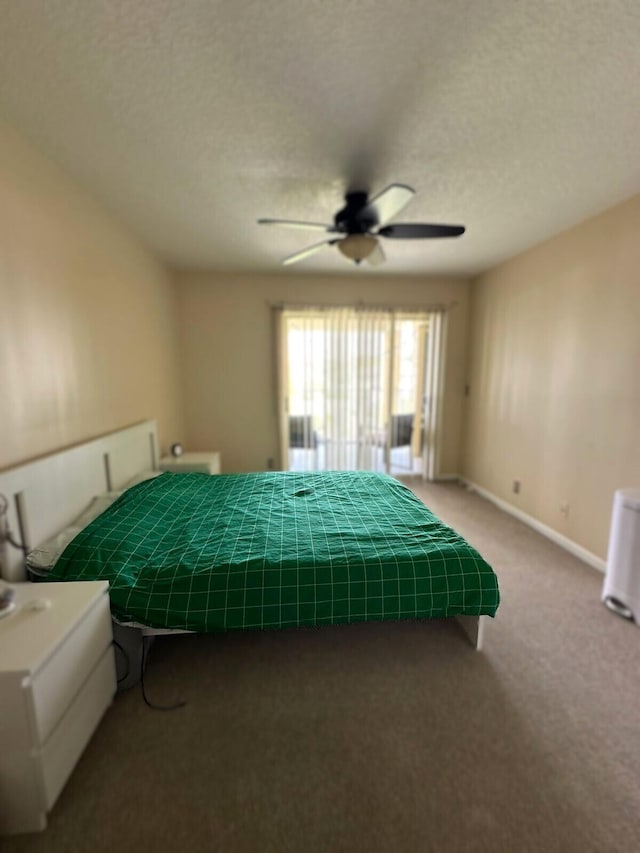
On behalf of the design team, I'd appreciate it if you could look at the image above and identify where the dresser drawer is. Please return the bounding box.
[40,646,116,810]
[30,594,113,744]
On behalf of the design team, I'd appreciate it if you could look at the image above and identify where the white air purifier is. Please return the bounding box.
[602,488,640,624]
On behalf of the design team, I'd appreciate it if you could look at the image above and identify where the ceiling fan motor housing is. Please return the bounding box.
[334,191,377,234]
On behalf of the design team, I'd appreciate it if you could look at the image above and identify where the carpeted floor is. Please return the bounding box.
[4,480,639,853]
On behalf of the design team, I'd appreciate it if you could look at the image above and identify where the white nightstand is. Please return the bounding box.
[159,451,221,475]
[0,581,116,835]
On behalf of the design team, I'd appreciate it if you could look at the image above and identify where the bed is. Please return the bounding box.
[0,421,499,652]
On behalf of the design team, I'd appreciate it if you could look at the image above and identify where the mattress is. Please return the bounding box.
[48,471,500,631]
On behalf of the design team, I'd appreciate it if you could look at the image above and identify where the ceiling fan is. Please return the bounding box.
[257,183,465,267]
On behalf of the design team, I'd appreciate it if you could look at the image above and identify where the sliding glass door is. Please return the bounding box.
[277,306,445,477]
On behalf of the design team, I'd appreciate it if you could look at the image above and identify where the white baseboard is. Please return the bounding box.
[462,479,606,573]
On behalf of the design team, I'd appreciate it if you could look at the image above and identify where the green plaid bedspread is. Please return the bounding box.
[49,471,500,631]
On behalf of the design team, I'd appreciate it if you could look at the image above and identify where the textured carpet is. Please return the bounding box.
[4,480,638,853]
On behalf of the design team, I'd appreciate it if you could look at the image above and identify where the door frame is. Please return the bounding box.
[275,305,447,476]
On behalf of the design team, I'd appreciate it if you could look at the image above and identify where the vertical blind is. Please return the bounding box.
[278,306,443,474]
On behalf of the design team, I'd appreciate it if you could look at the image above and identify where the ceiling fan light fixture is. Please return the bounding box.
[337,234,378,264]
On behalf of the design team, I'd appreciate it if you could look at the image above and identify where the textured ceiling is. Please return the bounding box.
[1,0,639,276]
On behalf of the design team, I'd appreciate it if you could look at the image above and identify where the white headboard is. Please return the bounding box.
[0,420,157,581]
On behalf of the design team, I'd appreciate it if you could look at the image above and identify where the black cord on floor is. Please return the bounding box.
[113,639,130,685]
[140,636,186,712]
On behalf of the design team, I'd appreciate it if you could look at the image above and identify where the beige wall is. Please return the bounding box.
[463,194,640,560]
[0,121,183,469]
[174,272,470,475]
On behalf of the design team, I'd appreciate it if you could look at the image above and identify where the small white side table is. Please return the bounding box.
[0,581,116,834]
[159,452,221,475]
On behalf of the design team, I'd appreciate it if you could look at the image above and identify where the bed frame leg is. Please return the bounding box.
[454,615,486,650]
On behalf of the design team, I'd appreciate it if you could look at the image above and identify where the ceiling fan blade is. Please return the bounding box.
[378,223,465,239]
[258,218,333,232]
[361,183,415,227]
[366,241,386,267]
[282,239,337,266]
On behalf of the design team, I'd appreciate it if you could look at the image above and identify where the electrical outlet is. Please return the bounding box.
[267,457,275,470]
[560,502,570,517]
[512,480,521,494]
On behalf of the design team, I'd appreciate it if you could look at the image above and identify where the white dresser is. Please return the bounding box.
[0,581,116,835]
[159,451,221,475]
